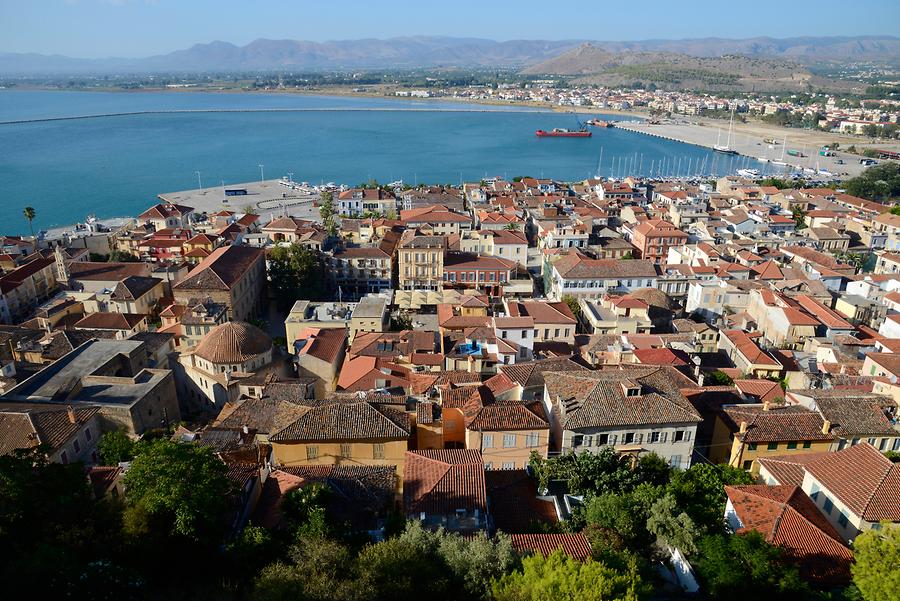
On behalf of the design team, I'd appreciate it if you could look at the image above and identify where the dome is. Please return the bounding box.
[194,321,272,364]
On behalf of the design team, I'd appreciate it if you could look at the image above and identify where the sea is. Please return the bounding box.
[0,89,763,234]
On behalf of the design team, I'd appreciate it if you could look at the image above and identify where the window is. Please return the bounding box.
[674,430,687,442]
[340,444,352,458]
[484,462,493,470]
[501,330,508,339]
[767,442,779,451]
[554,328,560,337]
[503,434,516,448]
[572,435,583,447]
[810,483,820,500]
[306,446,319,460]
[73,439,80,453]
[893,439,900,451]
[525,433,539,448]
[85,428,92,441]
[748,443,757,451]
[61,451,69,464]
[837,512,849,528]
[502,462,515,470]
[584,435,593,447]
[597,433,609,446]
[522,330,528,339]
[670,455,682,469]
[823,497,833,514]
[624,432,635,444]
[483,434,494,448]
[787,442,797,450]
[743,460,753,470]
[802,441,812,449]
[879,438,888,451]
[373,444,385,459]
[650,432,661,443]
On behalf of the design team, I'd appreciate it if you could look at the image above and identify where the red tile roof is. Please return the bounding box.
[403,449,487,517]
[508,534,592,560]
[804,442,900,521]
[726,485,852,584]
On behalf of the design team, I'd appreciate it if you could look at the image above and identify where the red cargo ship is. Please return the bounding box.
[535,128,592,138]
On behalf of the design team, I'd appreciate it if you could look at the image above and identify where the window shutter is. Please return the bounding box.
[685,430,692,442]
[609,434,617,445]
[661,432,668,443]
[636,433,643,444]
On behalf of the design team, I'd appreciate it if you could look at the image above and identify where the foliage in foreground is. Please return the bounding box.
[851,526,900,601]
[492,548,647,601]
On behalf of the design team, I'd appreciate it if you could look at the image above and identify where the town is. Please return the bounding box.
[2,160,899,599]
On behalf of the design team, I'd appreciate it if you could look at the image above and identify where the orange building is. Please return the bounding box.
[631,219,688,263]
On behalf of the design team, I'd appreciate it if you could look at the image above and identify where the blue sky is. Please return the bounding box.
[2,0,899,58]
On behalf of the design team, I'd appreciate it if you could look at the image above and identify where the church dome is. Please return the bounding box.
[194,321,272,364]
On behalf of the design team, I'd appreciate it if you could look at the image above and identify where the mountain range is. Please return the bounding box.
[1,35,899,75]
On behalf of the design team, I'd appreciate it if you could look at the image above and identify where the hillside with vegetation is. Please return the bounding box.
[521,44,856,92]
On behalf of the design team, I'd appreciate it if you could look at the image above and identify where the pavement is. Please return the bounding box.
[159,178,322,224]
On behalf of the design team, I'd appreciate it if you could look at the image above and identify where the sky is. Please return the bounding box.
[2,0,899,58]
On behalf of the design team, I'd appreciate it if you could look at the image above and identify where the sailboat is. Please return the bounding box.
[771,134,788,167]
[714,106,738,154]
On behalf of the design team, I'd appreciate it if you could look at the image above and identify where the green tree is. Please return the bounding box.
[391,311,414,331]
[356,534,452,601]
[665,463,753,534]
[0,448,129,596]
[319,191,338,236]
[504,222,519,231]
[583,483,662,550]
[706,370,734,386]
[253,537,365,601]
[529,449,668,497]
[123,439,231,544]
[492,548,648,601]
[562,294,582,321]
[646,493,701,555]
[22,206,36,239]
[890,205,900,216]
[108,249,140,262]
[267,242,323,308]
[845,163,900,201]
[883,450,900,462]
[97,430,138,465]
[851,527,900,601]
[693,532,809,600]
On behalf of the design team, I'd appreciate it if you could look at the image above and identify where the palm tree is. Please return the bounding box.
[22,206,36,239]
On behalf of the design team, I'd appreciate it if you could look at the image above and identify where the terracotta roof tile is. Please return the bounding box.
[403,449,487,517]
[508,534,592,560]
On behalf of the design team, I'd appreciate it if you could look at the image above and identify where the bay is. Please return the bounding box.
[1,89,757,233]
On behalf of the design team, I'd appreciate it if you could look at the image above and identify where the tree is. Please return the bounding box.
[22,206,36,239]
[504,222,519,231]
[253,537,365,601]
[851,527,900,601]
[108,249,140,262]
[355,534,452,601]
[391,311,413,331]
[890,205,900,216]
[492,548,648,601]
[706,370,734,386]
[622,251,634,259]
[267,242,323,308]
[562,294,582,321]
[646,493,701,555]
[845,163,900,201]
[319,191,338,236]
[665,463,753,534]
[122,439,231,544]
[693,532,809,600]
[529,449,669,497]
[0,448,129,596]
[97,430,138,465]
[883,450,900,463]
[583,484,662,551]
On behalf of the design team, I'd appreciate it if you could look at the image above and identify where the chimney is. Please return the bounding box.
[763,401,771,411]
[242,425,249,435]
[822,419,831,435]
[66,405,76,424]
[739,421,748,434]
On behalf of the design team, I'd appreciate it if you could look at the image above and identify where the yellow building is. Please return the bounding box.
[398,230,445,291]
[711,404,836,475]
[269,401,411,483]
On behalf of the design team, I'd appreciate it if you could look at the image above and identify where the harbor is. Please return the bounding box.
[615,120,870,177]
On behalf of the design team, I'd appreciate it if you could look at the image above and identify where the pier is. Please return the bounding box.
[0,106,546,126]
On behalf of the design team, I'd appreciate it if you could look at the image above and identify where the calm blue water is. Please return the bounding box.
[0,90,764,233]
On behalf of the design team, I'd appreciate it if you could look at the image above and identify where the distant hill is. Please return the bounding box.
[1,35,898,75]
[521,44,856,92]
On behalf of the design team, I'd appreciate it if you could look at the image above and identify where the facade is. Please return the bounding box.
[543,366,702,469]
[546,253,659,301]
[631,219,688,263]
[0,405,102,465]
[398,232,445,291]
[173,245,266,321]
